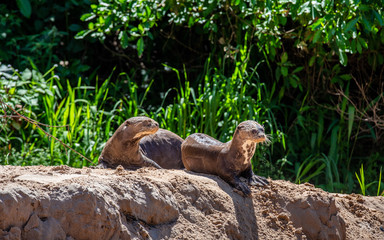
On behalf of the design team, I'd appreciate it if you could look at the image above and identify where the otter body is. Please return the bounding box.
[181,120,268,196]
[98,116,184,169]
[140,129,184,169]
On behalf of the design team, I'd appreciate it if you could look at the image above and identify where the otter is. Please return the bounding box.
[181,120,269,196]
[98,116,184,169]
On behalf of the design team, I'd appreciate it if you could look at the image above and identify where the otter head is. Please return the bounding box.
[232,120,267,165]
[235,120,266,143]
[99,116,159,166]
[119,116,159,141]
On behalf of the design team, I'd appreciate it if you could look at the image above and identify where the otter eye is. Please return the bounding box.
[252,129,257,134]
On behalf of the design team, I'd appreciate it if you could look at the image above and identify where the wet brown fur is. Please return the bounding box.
[98,116,184,169]
[140,129,184,169]
[181,120,268,196]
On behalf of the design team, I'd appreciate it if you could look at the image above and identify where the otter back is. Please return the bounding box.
[140,129,184,169]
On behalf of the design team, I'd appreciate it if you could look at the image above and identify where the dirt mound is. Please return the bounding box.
[0,165,383,240]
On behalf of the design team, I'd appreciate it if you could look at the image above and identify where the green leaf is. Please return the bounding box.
[298,2,310,16]
[356,40,362,53]
[233,0,241,6]
[340,74,352,81]
[309,56,316,67]
[145,5,152,17]
[11,120,21,130]
[22,68,32,80]
[275,67,281,81]
[281,66,288,77]
[80,13,95,22]
[119,31,129,49]
[16,0,32,18]
[378,53,384,65]
[289,77,298,88]
[188,16,194,27]
[311,18,324,30]
[148,32,154,40]
[105,15,112,29]
[138,24,144,34]
[281,52,288,63]
[313,30,322,43]
[345,18,359,32]
[358,38,368,49]
[338,49,347,66]
[292,66,304,74]
[361,16,372,31]
[351,38,357,52]
[75,30,93,39]
[137,37,144,57]
[278,16,287,26]
[373,10,384,26]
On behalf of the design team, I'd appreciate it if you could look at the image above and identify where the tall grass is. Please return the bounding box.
[151,50,284,175]
[1,50,283,177]
[1,64,119,166]
[1,58,382,195]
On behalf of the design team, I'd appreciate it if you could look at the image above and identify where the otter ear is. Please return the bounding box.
[237,125,244,130]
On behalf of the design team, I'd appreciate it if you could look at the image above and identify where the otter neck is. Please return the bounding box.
[124,138,142,163]
[126,137,161,169]
[230,134,257,165]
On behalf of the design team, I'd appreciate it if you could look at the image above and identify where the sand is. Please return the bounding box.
[0,165,383,240]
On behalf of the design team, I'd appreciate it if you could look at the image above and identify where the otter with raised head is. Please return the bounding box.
[181,120,269,196]
[98,116,184,169]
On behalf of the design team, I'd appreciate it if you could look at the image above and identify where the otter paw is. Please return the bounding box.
[235,182,251,196]
[249,175,269,186]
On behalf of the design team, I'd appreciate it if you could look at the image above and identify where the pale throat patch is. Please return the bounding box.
[242,140,256,164]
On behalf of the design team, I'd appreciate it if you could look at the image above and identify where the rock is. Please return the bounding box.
[24,213,66,240]
[118,181,179,225]
[0,165,383,239]
[287,194,345,240]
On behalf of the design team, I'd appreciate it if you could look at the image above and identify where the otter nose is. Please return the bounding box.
[154,122,159,128]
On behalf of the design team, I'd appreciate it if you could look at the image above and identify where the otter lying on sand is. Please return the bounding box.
[181,120,269,196]
[98,116,184,169]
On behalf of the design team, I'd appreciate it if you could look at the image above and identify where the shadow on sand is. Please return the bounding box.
[184,170,260,240]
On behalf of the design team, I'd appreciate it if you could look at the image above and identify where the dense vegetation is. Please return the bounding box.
[1,0,383,195]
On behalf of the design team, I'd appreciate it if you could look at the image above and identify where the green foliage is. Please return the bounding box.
[355,164,366,195]
[151,54,283,176]
[78,0,383,65]
[377,167,383,197]
[16,0,31,18]
[355,164,384,196]
[0,64,109,166]
[0,1,92,78]
[1,57,282,174]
